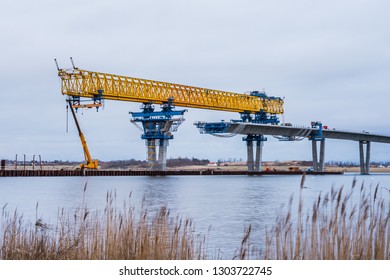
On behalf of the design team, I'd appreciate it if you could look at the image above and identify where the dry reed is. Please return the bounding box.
[2,177,390,260]
[244,174,390,260]
[1,187,207,260]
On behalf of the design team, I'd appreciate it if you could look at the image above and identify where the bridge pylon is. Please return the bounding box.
[309,121,326,172]
[244,135,266,172]
[359,141,371,175]
[311,139,325,172]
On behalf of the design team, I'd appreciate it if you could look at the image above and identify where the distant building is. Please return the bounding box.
[207,162,218,167]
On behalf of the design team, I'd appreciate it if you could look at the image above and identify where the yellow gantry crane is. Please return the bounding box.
[56,60,284,170]
[67,100,99,170]
[58,68,284,114]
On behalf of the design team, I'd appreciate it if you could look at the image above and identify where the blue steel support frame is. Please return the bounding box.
[194,91,282,172]
[130,98,186,170]
[130,99,186,141]
[239,102,279,172]
[193,110,274,172]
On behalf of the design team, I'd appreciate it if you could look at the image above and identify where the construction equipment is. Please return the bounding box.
[57,68,284,115]
[130,98,186,170]
[67,100,98,170]
[56,60,284,171]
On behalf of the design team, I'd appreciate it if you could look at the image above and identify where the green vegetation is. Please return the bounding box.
[1,177,389,260]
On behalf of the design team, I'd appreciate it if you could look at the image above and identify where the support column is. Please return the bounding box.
[365,141,370,174]
[246,140,254,172]
[158,139,168,171]
[312,140,318,171]
[146,139,157,170]
[130,99,186,173]
[319,139,325,172]
[311,139,325,172]
[359,141,371,175]
[359,141,365,173]
[254,140,263,172]
[245,135,266,173]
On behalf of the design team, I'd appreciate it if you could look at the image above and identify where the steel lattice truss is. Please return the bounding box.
[58,68,284,114]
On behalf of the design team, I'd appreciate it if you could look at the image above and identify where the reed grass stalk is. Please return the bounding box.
[1,189,206,260]
[2,177,389,260]
[244,175,390,260]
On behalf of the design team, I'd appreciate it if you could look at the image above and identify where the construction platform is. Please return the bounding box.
[0,170,343,177]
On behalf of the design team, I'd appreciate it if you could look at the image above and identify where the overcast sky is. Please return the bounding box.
[1,0,390,163]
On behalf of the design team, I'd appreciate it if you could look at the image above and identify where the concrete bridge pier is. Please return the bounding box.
[146,139,158,170]
[246,140,254,171]
[254,140,263,172]
[311,139,325,172]
[359,141,371,175]
[245,135,266,172]
[158,139,169,171]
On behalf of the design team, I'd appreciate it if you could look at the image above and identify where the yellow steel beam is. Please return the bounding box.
[58,68,284,114]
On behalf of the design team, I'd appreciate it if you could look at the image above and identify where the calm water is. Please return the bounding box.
[1,173,390,258]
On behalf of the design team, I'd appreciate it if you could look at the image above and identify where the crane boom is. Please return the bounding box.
[68,100,98,170]
[58,68,284,114]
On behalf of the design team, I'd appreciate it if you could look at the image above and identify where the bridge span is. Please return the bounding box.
[195,121,390,175]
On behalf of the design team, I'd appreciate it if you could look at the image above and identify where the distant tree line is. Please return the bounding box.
[99,159,147,169]
[100,157,210,168]
[216,158,243,164]
[326,161,359,167]
[326,161,390,167]
[167,157,209,167]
